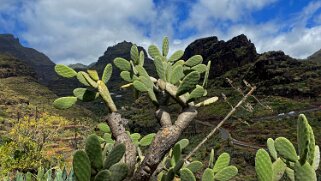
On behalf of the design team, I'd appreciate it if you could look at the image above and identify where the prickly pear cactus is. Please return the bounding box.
[255,114,319,181]
[113,36,218,108]
[72,134,128,181]
[157,140,238,181]
[53,63,117,112]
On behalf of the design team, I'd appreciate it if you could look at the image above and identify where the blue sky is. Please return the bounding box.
[0,0,321,64]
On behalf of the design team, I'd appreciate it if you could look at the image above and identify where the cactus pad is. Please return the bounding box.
[114,57,131,71]
[168,50,184,62]
[109,163,128,181]
[186,161,203,173]
[275,137,298,162]
[213,153,230,173]
[73,150,91,181]
[255,149,273,181]
[53,96,77,109]
[94,170,111,181]
[176,71,200,96]
[87,70,99,81]
[55,64,77,78]
[202,168,214,181]
[185,55,203,67]
[85,134,103,169]
[162,37,169,57]
[77,72,90,86]
[139,133,156,146]
[214,166,238,181]
[130,45,139,64]
[180,168,196,181]
[191,64,207,73]
[267,138,277,160]
[188,85,205,101]
[102,64,112,84]
[104,143,126,169]
[272,158,286,181]
[294,162,316,181]
[148,45,161,59]
[73,88,98,101]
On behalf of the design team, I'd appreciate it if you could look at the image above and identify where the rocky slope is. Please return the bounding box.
[182,34,257,78]
[0,54,36,78]
[307,49,321,63]
[0,34,56,84]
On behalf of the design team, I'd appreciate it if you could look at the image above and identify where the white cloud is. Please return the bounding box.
[18,0,158,64]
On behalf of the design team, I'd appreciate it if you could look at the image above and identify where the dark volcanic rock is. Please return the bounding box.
[182,34,257,78]
[213,51,321,98]
[0,34,57,84]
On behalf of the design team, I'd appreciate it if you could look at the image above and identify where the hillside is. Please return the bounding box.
[307,48,321,63]
[0,34,57,84]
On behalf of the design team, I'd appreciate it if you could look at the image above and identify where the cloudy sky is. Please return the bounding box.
[0,0,321,65]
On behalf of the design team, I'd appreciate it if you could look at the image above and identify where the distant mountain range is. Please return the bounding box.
[1,33,321,98]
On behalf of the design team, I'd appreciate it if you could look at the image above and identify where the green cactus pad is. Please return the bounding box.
[130,133,141,145]
[55,64,77,78]
[313,145,320,170]
[133,80,149,92]
[73,150,91,181]
[154,56,166,80]
[165,168,175,181]
[136,66,152,85]
[202,168,214,181]
[103,133,115,144]
[169,64,184,85]
[188,85,205,102]
[284,168,294,181]
[202,61,211,87]
[114,57,131,71]
[267,138,277,161]
[87,70,99,81]
[191,64,207,73]
[214,166,238,181]
[209,149,215,168]
[172,143,181,164]
[109,163,128,181]
[53,96,77,109]
[185,55,203,67]
[77,72,90,86]
[148,45,162,59]
[186,161,203,173]
[130,45,139,64]
[168,50,184,62]
[275,137,298,162]
[102,64,112,84]
[73,88,98,101]
[97,123,110,133]
[180,168,196,181]
[272,158,286,181]
[294,162,316,181]
[213,152,230,173]
[162,37,169,57]
[85,134,103,170]
[177,139,189,150]
[255,149,273,181]
[298,114,313,164]
[94,170,111,181]
[176,71,200,96]
[173,159,184,173]
[81,71,98,88]
[139,133,156,146]
[104,143,126,169]
[120,71,132,82]
[139,51,145,66]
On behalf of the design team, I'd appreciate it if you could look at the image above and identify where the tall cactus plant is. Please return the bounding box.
[255,114,320,181]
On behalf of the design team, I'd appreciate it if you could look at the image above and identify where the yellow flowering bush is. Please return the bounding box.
[0,113,69,176]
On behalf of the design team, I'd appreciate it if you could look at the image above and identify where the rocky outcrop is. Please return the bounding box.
[182,34,257,78]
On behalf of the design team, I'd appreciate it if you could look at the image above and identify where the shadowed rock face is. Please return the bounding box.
[0,34,57,84]
[182,34,258,78]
